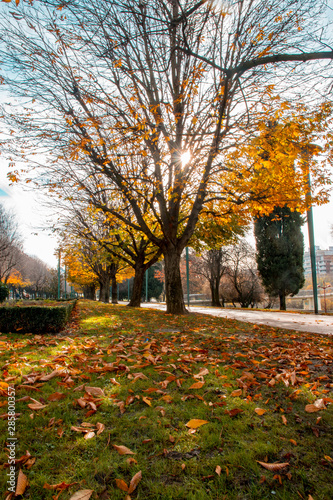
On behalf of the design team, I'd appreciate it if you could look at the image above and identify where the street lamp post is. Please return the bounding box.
[318,283,331,314]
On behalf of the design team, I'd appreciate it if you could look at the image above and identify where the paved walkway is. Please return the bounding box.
[141,303,333,336]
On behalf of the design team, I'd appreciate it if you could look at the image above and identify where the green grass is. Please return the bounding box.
[0,300,332,499]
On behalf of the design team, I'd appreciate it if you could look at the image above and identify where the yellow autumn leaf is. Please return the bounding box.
[254,408,266,416]
[185,419,209,429]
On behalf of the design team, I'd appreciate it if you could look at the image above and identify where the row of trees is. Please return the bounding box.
[0,202,59,297]
[1,1,332,313]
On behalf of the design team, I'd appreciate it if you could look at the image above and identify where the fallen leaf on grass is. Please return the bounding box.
[115,479,128,492]
[142,396,152,406]
[15,470,28,496]
[47,392,66,401]
[125,395,135,405]
[113,444,135,455]
[189,381,205,390]
[128,470,142,494]
[85,386,105,397]
[281,415,288,425]
[40,369,63,382]
[225,408,243,417]
[96,422,105,435]
[257,462,289,471]
[289,439,297,446]
[230,389,242,397]
[27,402,47,410]
[255,408,266,416]
[185,419,208,429]
[305,399,326,413]
[215,465,221,476]
[69,490,93,500]
[84,431,95,440]
[181,463,186,470]
[194,367,209,378]
[126,457,138,465]
[44,481,77,491]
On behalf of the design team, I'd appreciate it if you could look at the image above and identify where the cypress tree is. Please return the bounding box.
[254,206,305,310]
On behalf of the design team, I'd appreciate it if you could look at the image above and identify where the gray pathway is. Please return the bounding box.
[141,303,333,336]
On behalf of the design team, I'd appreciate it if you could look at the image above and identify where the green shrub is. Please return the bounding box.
[0,282,9,303]
[0,300,76,333]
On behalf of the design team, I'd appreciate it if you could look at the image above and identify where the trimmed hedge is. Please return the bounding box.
[0,300,76,333]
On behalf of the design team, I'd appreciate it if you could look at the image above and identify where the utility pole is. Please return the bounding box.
[57,249,61,299]
[304,146,319,314]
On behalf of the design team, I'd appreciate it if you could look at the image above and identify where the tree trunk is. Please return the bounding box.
[83,285,96,300]
[164,248,187,314]
[210,278,221,307]
[111,276,118,304]
[128,263,145,307]
[279,292,286,311]
[99,277,110,303]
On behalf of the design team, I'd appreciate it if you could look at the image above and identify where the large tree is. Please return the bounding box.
[0,203,22,283]
[254,206,305,310]
[0,0,332,313]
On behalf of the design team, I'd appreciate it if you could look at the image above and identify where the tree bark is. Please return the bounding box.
[99,277,110,303]
[128,262,145,307]
[83,285,96,300]
[111,275,118,304]
[164,248,187,314]
[210,277,221,307]
[279,293,286,311]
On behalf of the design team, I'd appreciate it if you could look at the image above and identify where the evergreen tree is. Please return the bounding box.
[254,206,305,310]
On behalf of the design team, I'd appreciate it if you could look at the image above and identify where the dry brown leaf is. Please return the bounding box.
[225,408,243,417]
[257,461,289,471]
[69,490,94,500]
[194,367,209,378]
[126,457,138,465]
[27,402,47,410]
[181,463,186,470]
[189,381,205,390]
[289,439,297,446]
[305,404,322,413]
[215,465,222,476]
[47,392,66,401]
[84,431,95,440]
[230,389,242,397]
[15,470,28,496]
[85,386,105,397]
[96,422,105,435]
[282,415,288,426]
[128,470,142,494]
[113,444,135,455]
[115,479,129,492]
[255,408,266,416]
[40,369,63,382]
[43,481,77,491]
[125,395,135,405]
[25,457,36,469]
[185,419,208,429]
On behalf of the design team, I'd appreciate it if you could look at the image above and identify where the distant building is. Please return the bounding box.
[304,246,333,276]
